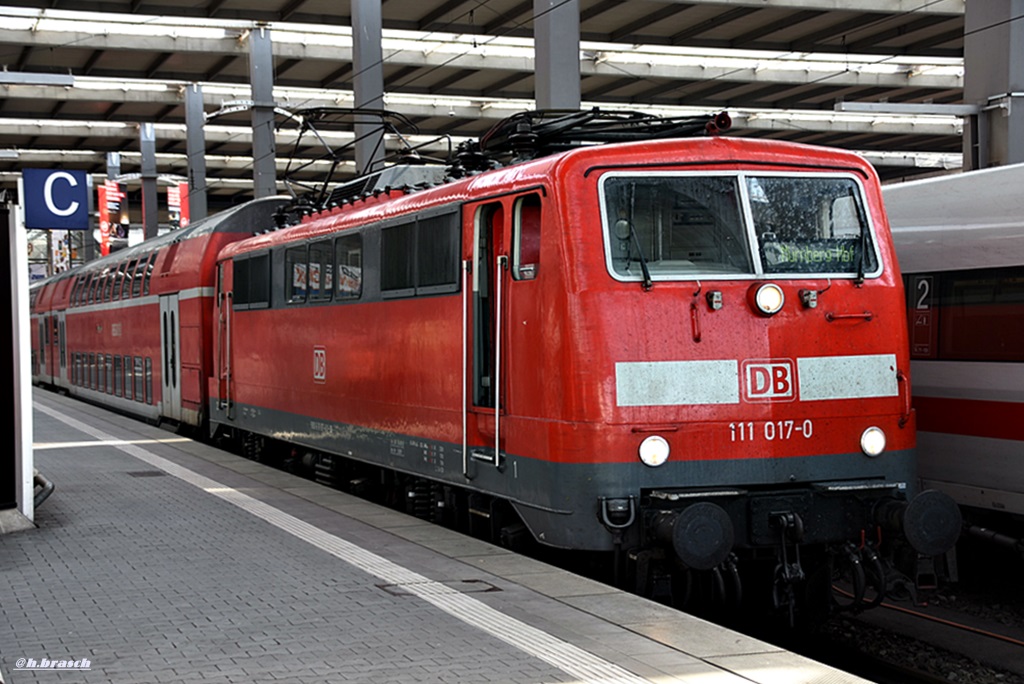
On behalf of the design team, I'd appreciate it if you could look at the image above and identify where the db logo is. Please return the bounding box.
[742,359,796,402]
[313,346,327,384]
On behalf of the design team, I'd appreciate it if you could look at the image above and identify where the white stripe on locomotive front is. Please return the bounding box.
[616,353,899,406]
[616,359,740,406]
[797,354,898,401]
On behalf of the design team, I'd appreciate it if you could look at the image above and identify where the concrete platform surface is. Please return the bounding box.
[0,390,871,684]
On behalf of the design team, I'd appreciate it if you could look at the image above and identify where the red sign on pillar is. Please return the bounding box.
[168,183,190,229]
[97,183,110,257]
[179,182,190,228]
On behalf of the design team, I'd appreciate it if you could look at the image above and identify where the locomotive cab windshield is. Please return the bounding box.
[600,172,880,282]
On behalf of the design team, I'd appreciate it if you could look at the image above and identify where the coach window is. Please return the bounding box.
[132,257,149,297]
[336,234,363,300]
[101,268,114,301]
[417,213,460,295]
[143,254,157,295]
[86,274,99,304]
[122,260,137,299]
[512,194,542,281]
[309,240,334,303]
[381,221,416,297]
[85,274,96,305]
[134,357,144,402]
[114,356,123,397]
[106,354,114,394]
[286,246,309,304]
[112,263,126,300]
[106,267,119,301]
[92,272,103,304]
[145,358,153,404]
[124,355,133,401]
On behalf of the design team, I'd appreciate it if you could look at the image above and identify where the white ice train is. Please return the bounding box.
[884,164,1024,546]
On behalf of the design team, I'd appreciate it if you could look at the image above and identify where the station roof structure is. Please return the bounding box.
[0,0,967,207]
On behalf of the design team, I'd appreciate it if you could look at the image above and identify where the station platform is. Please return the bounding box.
[1,390,870,684]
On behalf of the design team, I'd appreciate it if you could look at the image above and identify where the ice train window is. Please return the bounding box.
[748,176,877,276]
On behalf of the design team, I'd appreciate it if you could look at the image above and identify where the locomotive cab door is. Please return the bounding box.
[463,192,542,478]
[215,261,235,421]
[159,294,182,422]
[41,312,62,386]
[465,200,508,475]
[56,311,67,388]
[38,314,49,382]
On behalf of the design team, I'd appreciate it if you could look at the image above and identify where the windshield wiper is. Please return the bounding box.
[855,200,868,284]
[627,183,653,291]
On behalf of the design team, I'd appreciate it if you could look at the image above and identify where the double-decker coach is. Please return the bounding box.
[31,196,290,428]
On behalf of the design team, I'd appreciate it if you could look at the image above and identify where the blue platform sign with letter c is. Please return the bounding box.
[23,168,90,230]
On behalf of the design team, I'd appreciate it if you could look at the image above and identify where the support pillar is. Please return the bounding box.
[964,0,1024,169]
[533,0,581,110]
[140,122,159,240]
[352,0,385,174]
[185,83,208,221]
[249,25,277,198]
[107,151,121,179]
[2,198,35,533]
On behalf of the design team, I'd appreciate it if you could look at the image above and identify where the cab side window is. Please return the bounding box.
[512,194,542,281]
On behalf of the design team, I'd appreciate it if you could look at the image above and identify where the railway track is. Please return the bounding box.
[788,580,1024,684]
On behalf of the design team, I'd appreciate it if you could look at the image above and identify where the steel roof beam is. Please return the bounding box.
[0,16,964,91]
[0,105,962,139]
[0,32,961,92]
[657,0,963,14]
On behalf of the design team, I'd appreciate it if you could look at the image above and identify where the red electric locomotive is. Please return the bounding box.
[203,110,960,621]
[30,197,290,427]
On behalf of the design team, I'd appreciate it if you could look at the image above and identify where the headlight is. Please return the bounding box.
[754,283,785,315]
[860,427,886,457]
[639,435,670,467]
